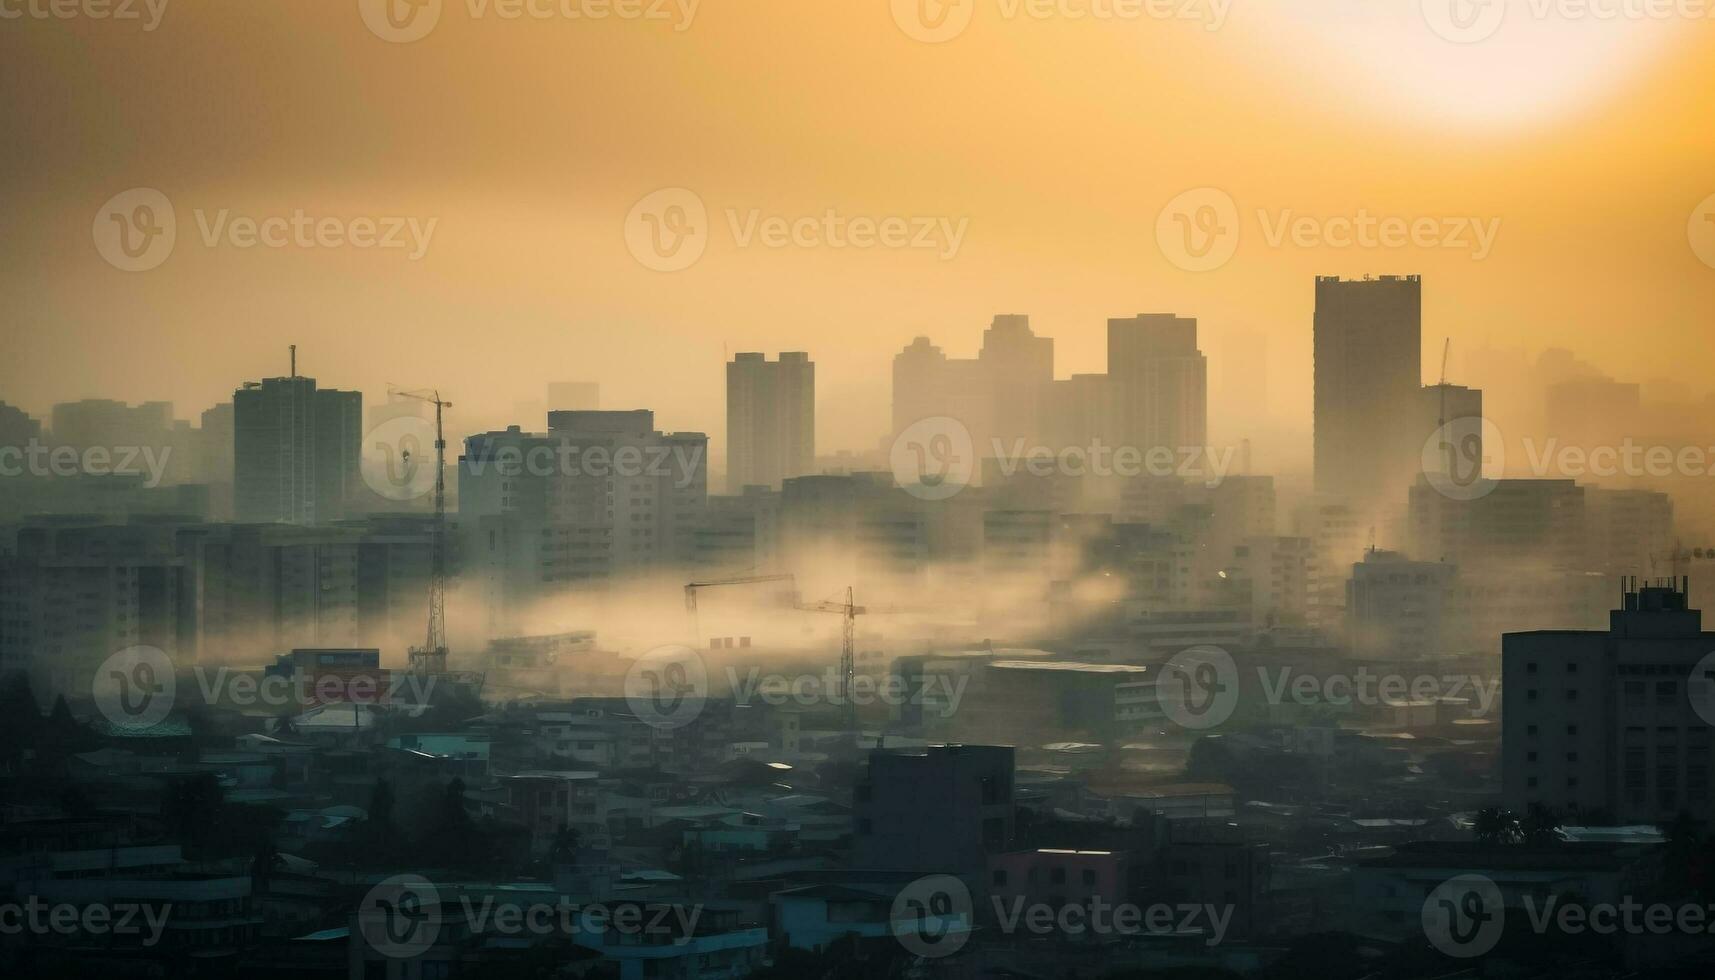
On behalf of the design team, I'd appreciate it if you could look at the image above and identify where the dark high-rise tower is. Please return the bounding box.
[234,371,361,525]
[1313,275,1423,508]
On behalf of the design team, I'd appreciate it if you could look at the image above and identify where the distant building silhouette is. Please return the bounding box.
[726,352,813,492]
[1107,314,1207,455]
[1313,275,1423,509]
[891,315,1053,468]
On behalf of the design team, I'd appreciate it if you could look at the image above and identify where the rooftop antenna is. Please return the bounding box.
[289,344,297,379]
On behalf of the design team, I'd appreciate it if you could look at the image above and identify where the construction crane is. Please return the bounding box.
[684,574,866,738]
[393,387,453,677]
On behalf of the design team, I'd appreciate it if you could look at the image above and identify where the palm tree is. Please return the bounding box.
[1473,807,1521,846]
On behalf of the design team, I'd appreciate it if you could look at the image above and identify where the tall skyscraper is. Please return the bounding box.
[234,374,361,525]
[1313,275,1423,508]
[726,352,814,492]
[1107,314,1207,454]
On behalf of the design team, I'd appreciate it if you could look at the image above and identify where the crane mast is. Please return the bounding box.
[396,387,452,677]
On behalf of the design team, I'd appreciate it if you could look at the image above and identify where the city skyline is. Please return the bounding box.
[4,6,1713,459]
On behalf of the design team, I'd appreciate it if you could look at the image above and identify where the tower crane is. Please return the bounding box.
[684,574,867,738]
[392,387,453,677]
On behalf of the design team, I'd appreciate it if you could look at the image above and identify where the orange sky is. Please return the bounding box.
[3,1,1713,470]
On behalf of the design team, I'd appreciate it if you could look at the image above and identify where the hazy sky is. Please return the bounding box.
[4,1,1713,463]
